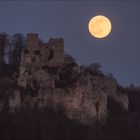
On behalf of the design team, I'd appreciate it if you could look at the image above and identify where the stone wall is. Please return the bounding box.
[47,38,64,66]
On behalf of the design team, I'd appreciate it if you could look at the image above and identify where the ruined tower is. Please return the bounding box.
[18,33,64,88]
[47,38,64,66]
[27,33,39,51]
[26,33,64,67]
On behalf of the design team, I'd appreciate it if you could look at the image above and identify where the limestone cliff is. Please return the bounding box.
[0,33,129,125]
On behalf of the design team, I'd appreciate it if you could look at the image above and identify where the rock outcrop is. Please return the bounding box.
[0,33,129,125]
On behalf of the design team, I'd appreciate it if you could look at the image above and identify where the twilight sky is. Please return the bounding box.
[0,1,140,86]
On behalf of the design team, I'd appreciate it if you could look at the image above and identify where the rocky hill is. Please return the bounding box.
[1,33,140,140]
[0,33,129,125]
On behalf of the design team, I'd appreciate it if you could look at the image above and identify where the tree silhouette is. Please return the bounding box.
[4,33,25,65]
[12,33,25,65]
[85,63,104,76]
[64,53,76,64]
[0,33,7,65]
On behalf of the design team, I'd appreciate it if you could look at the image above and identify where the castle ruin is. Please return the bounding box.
[0,33,128,125]
[18,33,64,88]
[25,33,64,67]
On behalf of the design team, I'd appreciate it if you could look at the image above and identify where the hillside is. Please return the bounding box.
[0,33,140,140]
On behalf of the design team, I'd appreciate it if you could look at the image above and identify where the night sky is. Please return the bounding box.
[0,1,140,86]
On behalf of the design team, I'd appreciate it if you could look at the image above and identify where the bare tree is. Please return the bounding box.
[106,72,114,79]
[0,33,7,65]
[64,53,76,63]
[85,63,104,76]
[4,33,25,65]
[12,33,25,65]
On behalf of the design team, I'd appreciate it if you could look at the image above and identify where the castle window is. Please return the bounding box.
[34,50,41,56]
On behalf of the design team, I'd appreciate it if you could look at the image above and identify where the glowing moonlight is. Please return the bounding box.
[88,15,112,38]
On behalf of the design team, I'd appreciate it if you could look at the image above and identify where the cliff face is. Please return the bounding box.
[0,33,129,125]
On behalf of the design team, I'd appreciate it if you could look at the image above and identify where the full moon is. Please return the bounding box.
[88,15,112,38]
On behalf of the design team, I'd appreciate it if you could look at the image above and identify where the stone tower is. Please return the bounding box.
[48,38,64,66]
[27,33,39,51]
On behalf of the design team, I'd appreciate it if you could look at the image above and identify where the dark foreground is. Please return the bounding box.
[0,107,140,140]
